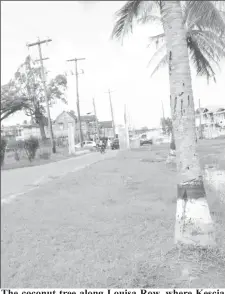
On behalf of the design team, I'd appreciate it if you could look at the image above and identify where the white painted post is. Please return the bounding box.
[68,123,76,155]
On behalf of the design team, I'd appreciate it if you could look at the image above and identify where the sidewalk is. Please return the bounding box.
[1,148,225,288]
[1,150,117,203]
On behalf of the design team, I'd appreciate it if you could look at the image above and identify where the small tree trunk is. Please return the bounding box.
[166,128,176,164]
[38,118,47,141]
[161,1,214,247]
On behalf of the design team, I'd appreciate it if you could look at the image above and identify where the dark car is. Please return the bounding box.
[111,138,120,150]
[140,139,153,146]
[140,134,153,146]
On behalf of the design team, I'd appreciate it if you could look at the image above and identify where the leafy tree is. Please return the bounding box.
[1,81,30,122]
[161,117,172,135]
[3,56,67,140]
[112,0,225,247]
[0,137,7,166]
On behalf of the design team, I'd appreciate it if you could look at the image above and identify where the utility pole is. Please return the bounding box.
[124,104,130,149]
[161,100,166,134]
[26,56,36,124]
[67,58,85,145]
[92,98,100,139]
[27,38,56,153]
[105,89,116,138]
[161,100,165,120]
[199,98,203,139]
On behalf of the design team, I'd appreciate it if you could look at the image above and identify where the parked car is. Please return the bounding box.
[140,139,153,146]
[111,138,120,150]
[140,134,153,146]
[75,141,96,149]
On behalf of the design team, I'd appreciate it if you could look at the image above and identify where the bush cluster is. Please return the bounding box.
[23,136,39,162]
[1,136,40,165]
[0,137,7,166]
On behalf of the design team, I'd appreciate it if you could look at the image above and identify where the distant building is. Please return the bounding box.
[1,124,45,140]
[53,111,97,141]
[195,105,225,138]
[99,121,113,138]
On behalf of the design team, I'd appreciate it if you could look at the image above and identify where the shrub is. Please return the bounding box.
[5,139,18,152]
[6,139,24,152]
[24,136,39,162]
[0,137,7,166]
[14,151,20,161]
[39,151,51,160]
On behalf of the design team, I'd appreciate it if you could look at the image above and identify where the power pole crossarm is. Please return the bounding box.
[67,58,85,62]
[35,57,49,62]
[27,39,52,47]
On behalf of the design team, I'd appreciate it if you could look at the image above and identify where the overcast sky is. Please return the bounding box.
[1,1,225,128]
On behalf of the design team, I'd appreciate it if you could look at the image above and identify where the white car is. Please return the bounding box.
[75,141,96,149]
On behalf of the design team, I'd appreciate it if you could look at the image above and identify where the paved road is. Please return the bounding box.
[1,150,118,204]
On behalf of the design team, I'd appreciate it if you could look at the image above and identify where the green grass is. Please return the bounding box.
[1,139,225,287]
[1,146,92,170]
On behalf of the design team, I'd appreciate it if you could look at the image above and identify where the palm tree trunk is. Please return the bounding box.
[161,1,214,247]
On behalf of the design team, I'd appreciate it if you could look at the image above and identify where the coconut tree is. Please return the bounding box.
[112,0,225,247]
[145,2,225,161]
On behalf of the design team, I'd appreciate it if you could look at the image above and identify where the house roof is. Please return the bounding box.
[81,114,96,122]
[195,108,207,114]
[54,111,75,123]
[54,111,96,123]
[196,105,225,114]
[68,111,76,121]
[99,121,113,128]
[205,105,225,113]
[22,124,40,129]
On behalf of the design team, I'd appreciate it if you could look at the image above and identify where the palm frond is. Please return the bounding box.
[191,29,225,63]
[187,35,216,82]
[147,43,166,68]
[137,13,162,26]
[185,1,225,36]
[111,1,159,42]
[211,1,225,11]
[150,54,168,77]
[148,33,165,48]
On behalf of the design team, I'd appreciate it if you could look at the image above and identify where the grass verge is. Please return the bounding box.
[2,141,225,287]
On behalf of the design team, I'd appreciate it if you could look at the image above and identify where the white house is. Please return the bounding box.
[196,106,225,127]
[195,105,225,138]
